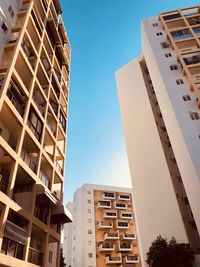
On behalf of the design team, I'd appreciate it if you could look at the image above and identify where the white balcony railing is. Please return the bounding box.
[105,255,122,264]
[97,200,111,209]
[99,243,115,252]
[104,231,119,240]
[125,255,139,263]
[98,221,113,229]
[123,233,136,240]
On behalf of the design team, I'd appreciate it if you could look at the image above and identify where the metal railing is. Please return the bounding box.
[28,247,43,266]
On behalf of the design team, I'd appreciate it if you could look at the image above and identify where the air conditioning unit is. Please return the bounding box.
[160,42,169,48]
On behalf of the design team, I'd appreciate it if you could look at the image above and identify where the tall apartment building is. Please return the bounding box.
[63,184,141,267]
[0,0,72,266]
[116,5,200,266]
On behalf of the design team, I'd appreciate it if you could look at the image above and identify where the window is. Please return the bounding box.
[8,5,15,18]
[189,111,200,120]
[87,190,91,194]
[165,53,172,58]
[152,23,158,27]
[88,240,92,245]
[182,95,191,101]
[176,79,184,85]
[156,32,162,36]
[88,218,92,223]
[88,209,91,213]
[88,229,92,234]
[170,64,178,70]
[1,21,8,33]
[88,199,91,204]
[88,253,93,258]
[48,251,52,263]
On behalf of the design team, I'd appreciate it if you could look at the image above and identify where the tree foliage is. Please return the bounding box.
[146,235,195,267]
[60,248,66,267]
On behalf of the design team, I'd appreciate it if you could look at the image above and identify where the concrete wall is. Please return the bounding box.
[142,17,200,239]
[116,59,188,265]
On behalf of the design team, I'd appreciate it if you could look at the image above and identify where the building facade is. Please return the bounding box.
[116,5,200,266]
[63,184,141,267]
[0,0,72,266]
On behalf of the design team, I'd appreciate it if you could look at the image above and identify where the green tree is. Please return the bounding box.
[146,235,195,267]
[60,248,66,267]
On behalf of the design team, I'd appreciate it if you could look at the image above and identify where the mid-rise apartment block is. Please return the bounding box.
[63,184,141,267]
[0,0,72,266]
[116,5,200,266]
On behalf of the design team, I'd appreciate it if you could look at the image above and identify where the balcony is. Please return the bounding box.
[39,171,51,189]
[105,255,122,264]
[21,39,36,70]
[56,161,63,175]
[183,54,200,65]
[12,166,34,212]
[118,242,132,252]
[97,200,111,209]
[7,79,26,117]
[34,194,49,224]
[171,29,193,41]
[120,212,133,220]
[29,225,45,265]
[28,247,43,266]
[103,210,117,219]
[27,107,43,142]
[117,194,130,201]
[123,233,136,240]
[124,255,139,263]
[103,191,115,199]
[0,174,9,194]
[20,149,38,174]
[116,221,129,229]
[98,221,113,229]
[59,109,67,132]
[99,243,115,252]
[104,231,119,240]
[114,203,127,210]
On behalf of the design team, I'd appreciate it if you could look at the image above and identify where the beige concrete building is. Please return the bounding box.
[0,0,72,266]
[116,5,200,266]
[63,184,141,267]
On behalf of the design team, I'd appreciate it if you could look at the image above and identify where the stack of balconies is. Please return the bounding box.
[95,190,140,266]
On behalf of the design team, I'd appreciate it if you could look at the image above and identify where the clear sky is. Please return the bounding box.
[60,0,200,203]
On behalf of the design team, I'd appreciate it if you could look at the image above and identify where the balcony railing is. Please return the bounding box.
[104,211,117,219]
[20,149,37,173]
[7,88,25,117]
[119,243,132,251]
[56,161,63,175]
[98,221,113,229]
[103,192,115,199]
[116,221,129,229]
[39,171,51,189]
[123,233,136,240]
[125,255,139,263]
[105,255,122,264]
[47,121,56,137]
[183,55,200,65]
[120,213,133,219]
[28,247,43,266]
[21,40,36,69]
[0,174,8,194]
[104,231,119,240]
[99,243,115,251]
[98,201,111,209]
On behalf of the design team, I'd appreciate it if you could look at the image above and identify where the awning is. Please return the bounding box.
[58,23,68,44]
[53,0,62,14]
[46,19,61,45]
[51,204,72,223]
[56,45,67,66]
[4,220,28,244]
[37,184,57,205]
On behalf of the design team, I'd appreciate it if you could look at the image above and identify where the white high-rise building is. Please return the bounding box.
[63,183,141,267]
[116,5,200,266]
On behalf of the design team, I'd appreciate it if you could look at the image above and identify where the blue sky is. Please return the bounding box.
[60,0,200,203]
